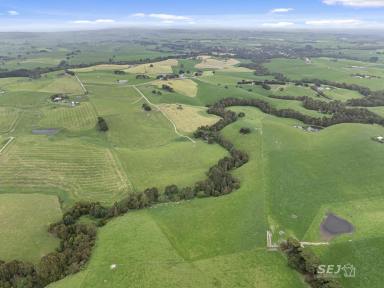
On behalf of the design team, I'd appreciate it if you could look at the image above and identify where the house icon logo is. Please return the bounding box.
[341,264,356,278]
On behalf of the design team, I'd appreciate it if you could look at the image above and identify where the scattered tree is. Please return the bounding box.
[97,117,108,132]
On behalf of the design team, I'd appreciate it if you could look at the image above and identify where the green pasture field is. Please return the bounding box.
[116,141,227,193]
[5,72,83,96]
[0,136,131,205]
[312,236,384,288]
[76,70,155,86]
[49,210,305,288]
[0,194,62,263]
[1,43,383,288]
[38,102,98,132]
[0,106,20,133]
[265,57,384,90]
[67,45,170,65]
[172,58,200,74]
[368,106,384,117]
[0,56,63,70]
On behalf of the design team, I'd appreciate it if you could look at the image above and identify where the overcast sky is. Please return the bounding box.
[0,0,383,31]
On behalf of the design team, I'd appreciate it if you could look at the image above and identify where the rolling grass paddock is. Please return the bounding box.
[71,64,132,73]
[195,56,251,72]
[159,104,219,132]
[0,90,50,108]
[6,73,83,96]
[312,236,384,288]
[76,70,154,86]
[0,137,130,205]
[49,210,304,288]
[39,102,97,132]
[0,106,20,133]
[368,106,384,117]
[124,59,178,74]
[1,52,384,287]
[154,79,198,97]
[0,194,61,263]
[116,141,227,192]
[304,198,384,243]
[266,57,384,90]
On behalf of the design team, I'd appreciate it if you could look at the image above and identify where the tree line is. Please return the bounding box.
[204,97,384,128]
[291,79,384,107]
[0,54,193,79]
[281,238,341,288]
[267,95,384,126]
[239,61,384,107]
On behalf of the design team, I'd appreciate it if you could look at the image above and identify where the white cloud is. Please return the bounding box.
[72,19,115,24]
[270,8,294,13]
[95,19,115,23]
[148,13,191,21]
[262,22,294,28]
[8,10,19,16]
[305,19,361,25]
[323,0,384,7]
[131,13,192,23]
[132,13,146,17]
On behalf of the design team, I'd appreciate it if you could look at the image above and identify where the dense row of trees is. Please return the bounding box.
[238,79,286,86]
[268,95,384,126]
[0,222,97,288]
[204,97,384,128]
[281,238,341,288]
[0,54,192,79]
[291,78,384,106]
[244,61,384,107]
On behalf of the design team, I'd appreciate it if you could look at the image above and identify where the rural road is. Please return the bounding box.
[132,85,196,143]
[74,73,88,94]
[74,71,197,143]
[0,136,15,154]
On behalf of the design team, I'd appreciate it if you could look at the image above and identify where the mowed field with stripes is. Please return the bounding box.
[0,65,225,207]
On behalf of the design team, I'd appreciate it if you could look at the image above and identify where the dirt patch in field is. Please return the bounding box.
[72,64,132,73]
[154,79,198,97]
[159,104,219,132]
[320,213,354,240]
[124,59,178,74]
[195,56,251,72]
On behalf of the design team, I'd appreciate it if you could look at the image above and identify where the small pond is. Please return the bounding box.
[320,213,354,240]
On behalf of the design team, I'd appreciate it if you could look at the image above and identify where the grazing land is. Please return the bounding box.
[154,78,198,97]
[124,59,178,74]
[195,56,251,72]
[159,104,219,132]
[0,194,62,263]
[0,30,383,288]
